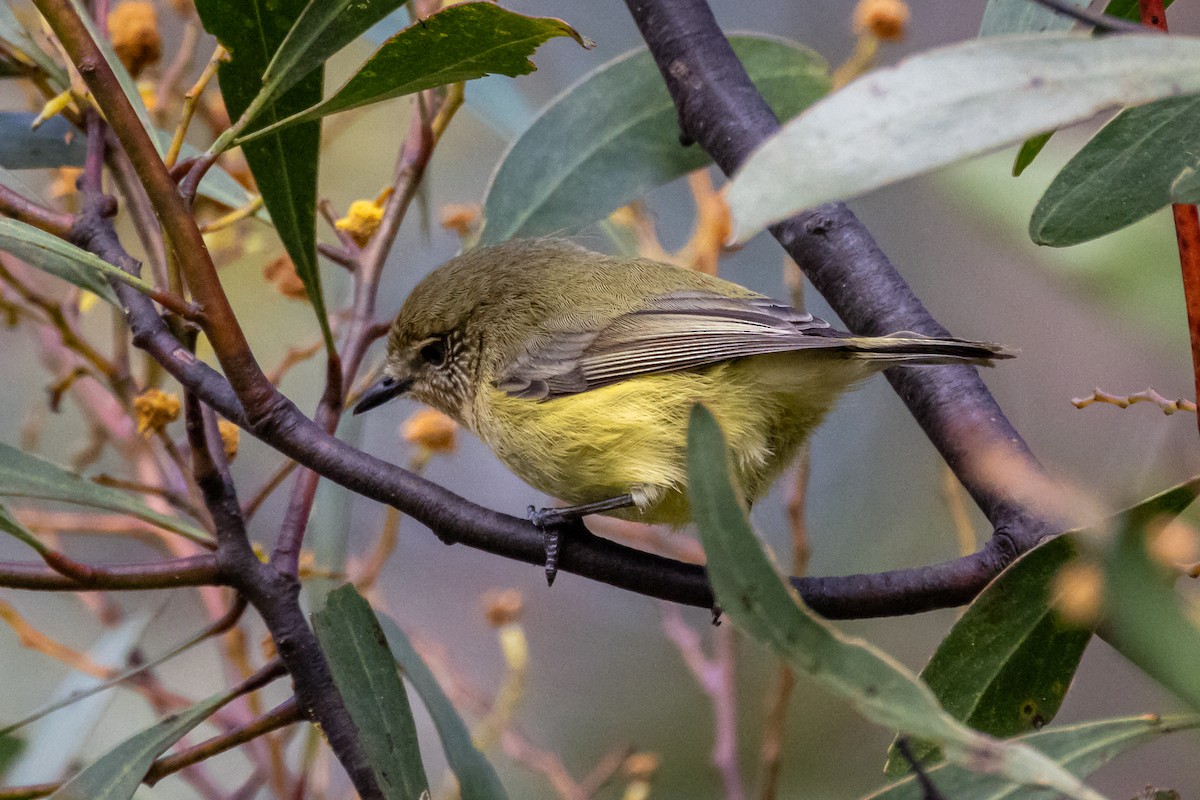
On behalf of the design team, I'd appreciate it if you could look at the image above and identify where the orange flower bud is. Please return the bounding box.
[108,2,162,77]
[263,254,308,301]
[853,0,910,42]
[401,408,458,454]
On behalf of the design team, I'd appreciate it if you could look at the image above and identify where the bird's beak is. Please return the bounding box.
[352,375,413,415]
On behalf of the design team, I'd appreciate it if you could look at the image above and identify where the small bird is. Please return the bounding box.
[354,239,1012,579]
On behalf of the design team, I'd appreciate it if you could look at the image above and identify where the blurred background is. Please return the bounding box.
[2,0,1200,797]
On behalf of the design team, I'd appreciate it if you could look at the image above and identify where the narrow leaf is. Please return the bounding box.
[260,0,412,101]
[0,732,23,777]
[313,585,430,800]
[65,0,156,151]
[238,2,590,142]
[866,714,1200,800]
[479,36,828,245]
[1100,477,1200,713]
[1171,164,1200,203]
[1104,0,1175,22]
[686,406,1104,800]
[1030,95,1200,246]
[0,3,67,86]
[979,0,1088,36]
[6,613,151,785]
[0,217,156,304]
[0,442,211,546]
[0,501,49,554]
[49,691,228,800]
[1012,131,1052,176]
[195,0,332,349]
[377,613,509,800]
[0,113,85,169]
[726,33,1200,242]
[883,535,1090,776]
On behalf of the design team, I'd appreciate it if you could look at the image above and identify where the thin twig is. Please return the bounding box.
[1070,386,1197,414]
[1030,0,1150,33]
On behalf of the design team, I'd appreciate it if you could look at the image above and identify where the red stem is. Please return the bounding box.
[1139,0,1200,435]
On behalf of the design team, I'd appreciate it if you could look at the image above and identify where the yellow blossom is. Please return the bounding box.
[1052,561,1104,627]
[853,0,910,42]
[401,407,458,454]
[108,2,162,77]
[133,388,180,435]
[335,199,385,246]
[217,419,240,461]
[439,203,480,238]
[263,254,308,300]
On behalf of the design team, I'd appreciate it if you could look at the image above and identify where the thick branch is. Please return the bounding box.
[622,0,1061,550]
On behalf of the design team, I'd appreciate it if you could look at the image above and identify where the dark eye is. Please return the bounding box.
[420,337,447,367]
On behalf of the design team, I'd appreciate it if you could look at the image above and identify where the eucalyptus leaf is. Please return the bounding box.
[686,405,1103,800]
[979,0,1089,36]
[259,0,412,102]
[479,35,828,245]
[0,501,47,554]
[0,3,67,86]
[883,535,1090,776]
[378,613,509,800]
[0,113,85,169]
[6,612,152,785]
[238,2,590,142]
[313,585,430,800]
[726,33,1200,242]
[1030,95,1200,246]
[66,0,156,152]
[0,732,22,777]
[49,691,229,800]
[0,442,212,546]
[1100,477,1200,712]
[1012,131,1052,176]
[1104,0,1175,22]
[0,217,158,305]
[866,714,1200,800]
[195,0,332,349]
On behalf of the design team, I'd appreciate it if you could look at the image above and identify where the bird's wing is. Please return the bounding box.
[494,290,843,400]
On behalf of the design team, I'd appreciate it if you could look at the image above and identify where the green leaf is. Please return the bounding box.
[0,733,23,777]
[194,0,332,350]
[1030,95,1200,246]
[1012,131,1052,176]
[0,217,160,304]
[479,35,828,245]
[726,33,1200,243]
[865,714,1200,800]
[49,691,229,800]
[260,0,412,102]
[238,2,590,142]
[1100,477,1200,712]
[377,613,509,800]
[979,0,1089,36]
[1104,0,1175,22]
[0,3,67,86]
[0,442,212,546]
[0,113,86,169]
[313,585,430,800]
[686,405,1104,800]
[883,535,1091,776]
[0,501,49,554]
[66,0,155,150]
[6,613,151,785]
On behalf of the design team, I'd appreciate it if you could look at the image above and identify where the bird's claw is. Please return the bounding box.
[528,505,566,586]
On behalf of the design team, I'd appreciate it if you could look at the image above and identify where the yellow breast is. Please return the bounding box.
[473,356,854,526]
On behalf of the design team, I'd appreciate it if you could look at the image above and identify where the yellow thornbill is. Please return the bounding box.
[354,239,1014,582]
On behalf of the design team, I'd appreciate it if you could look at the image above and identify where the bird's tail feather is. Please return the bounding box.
[841,331,1016,366]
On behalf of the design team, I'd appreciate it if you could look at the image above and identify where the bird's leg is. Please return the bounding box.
[528,494,636,585]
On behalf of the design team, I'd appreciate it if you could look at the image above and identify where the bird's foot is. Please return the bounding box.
[527,494,636,586]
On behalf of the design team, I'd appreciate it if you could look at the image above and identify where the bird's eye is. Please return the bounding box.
[420,337,448,367]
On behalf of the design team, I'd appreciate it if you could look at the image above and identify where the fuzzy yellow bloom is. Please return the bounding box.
[401,408,458,454]
[108,2,162,77]
[263,254,308,300]
[853,0,910,41]
[335,199,385,246]
[1052,561,1104,627]
[217,419,240,461]
[439,203,480,238]
[133,388,180,435]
